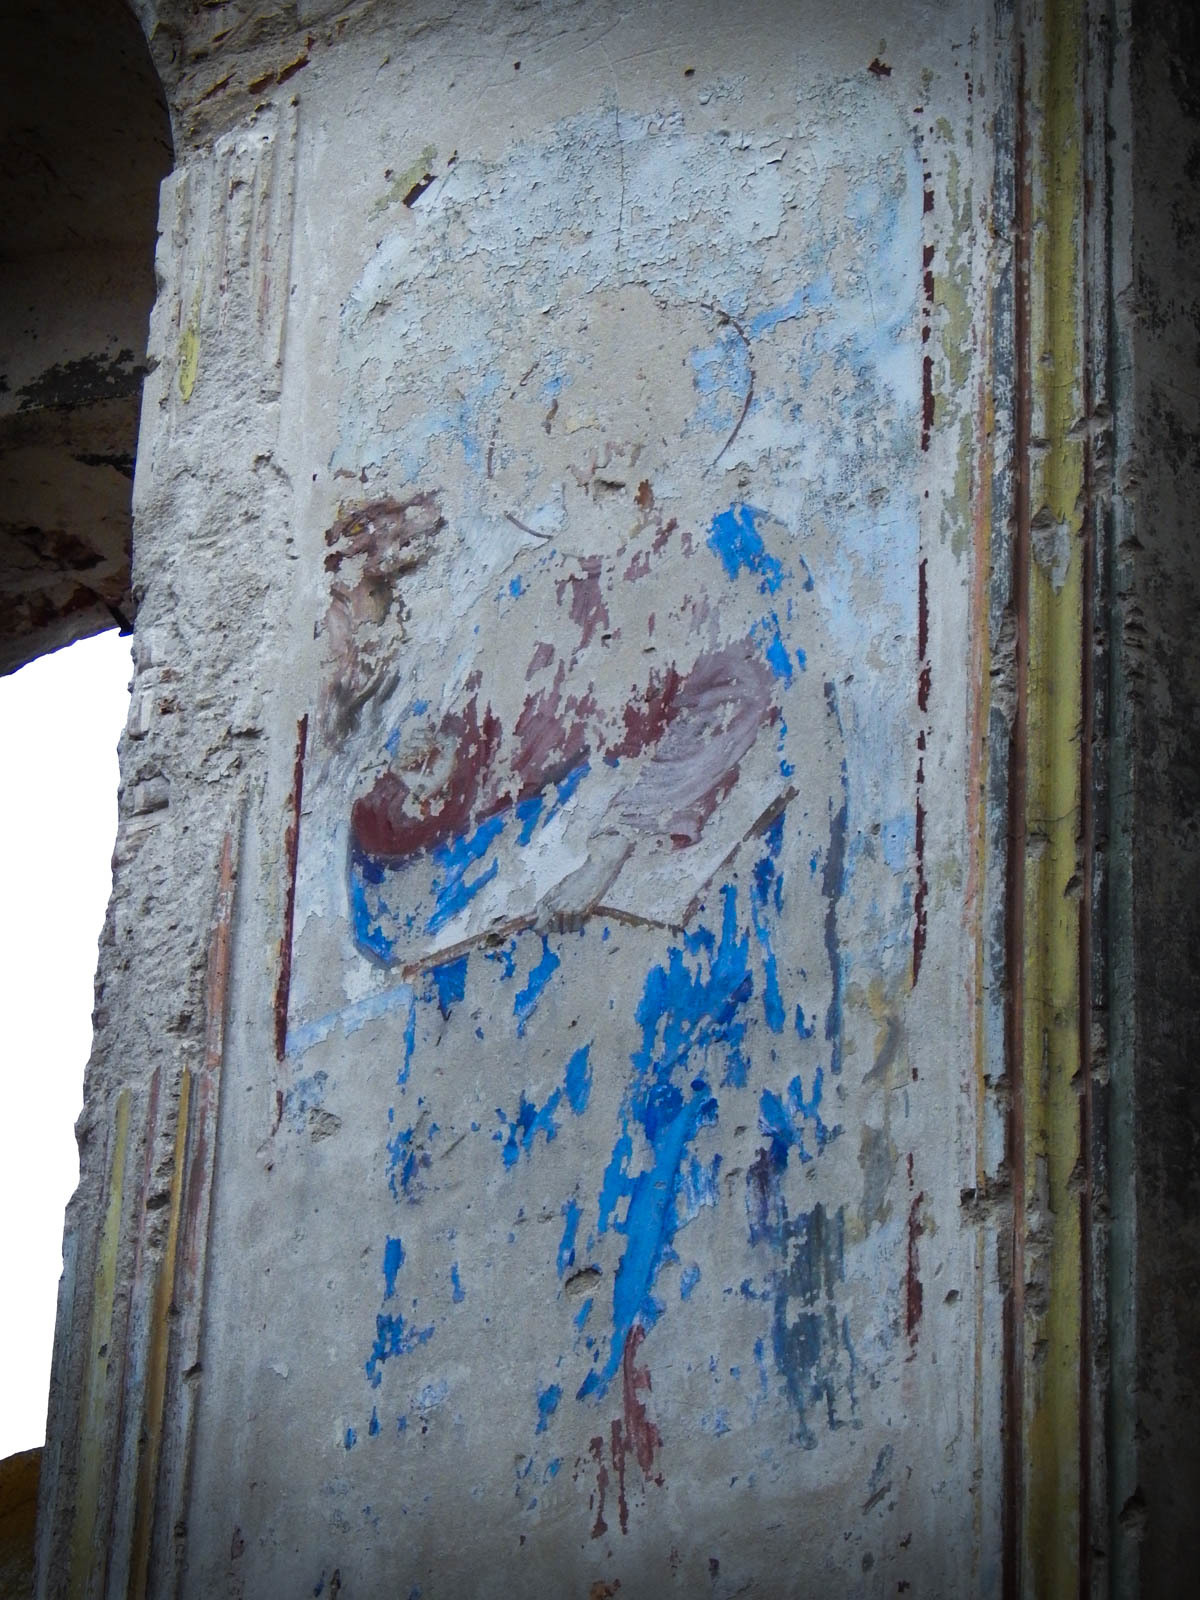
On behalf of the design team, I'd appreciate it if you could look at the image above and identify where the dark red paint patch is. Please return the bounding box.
[610,665,683,759]
[589,1434,609,1538]
[617,641,777,846]
[913,771,928,982]
[274,714,308,1060]
[620,1325,663,1478]
[525,640,555,679]
[350,695,502,857]
[921,355,935,450]
[556,557,609,650]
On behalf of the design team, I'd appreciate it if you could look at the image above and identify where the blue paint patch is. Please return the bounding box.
[429,954,468,1019]
[546,1458,562,1479]
[553,761,589,809]
[581,886,766,1398]
[679,1153,722,1222]
[349,854,398,963]
[382,1236,405,1300]
[365,1312,435,1387]
[286,983,415,1059]
[516,794,544,846]
[749,816,786,1033]
[492,1036,598,1164]
[822,756,850,1074]
[708,504,783,594]
[690,327,751,434]
[514,936,561,1036]
[386,1123,431,1201]
[415,1379,449,1411]
[680,1263,701,1300]
[881,812,916,873]
[763,624,793,683]
[509,575,524,597]
[451,1262,466,1303]
[535,1384,562,1433]
[344,1427,357,1449]
[495,1087,562,1166]
[484,939,518,980]
[399,992,417,1085]
[368,1407,380,1437]
[426,814,506,935]
[558,1197,582,1275]
[747,277,834,338]
[574,1297,594,1329]
[564,1044,593,1114]
[754,1336,770,1393]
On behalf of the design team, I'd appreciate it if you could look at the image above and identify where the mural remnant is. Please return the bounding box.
[270,82,932,1589]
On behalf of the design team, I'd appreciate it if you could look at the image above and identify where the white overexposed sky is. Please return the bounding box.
[0,629,131,1460]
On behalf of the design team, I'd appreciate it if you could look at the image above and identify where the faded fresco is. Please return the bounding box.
[186,20,980,1596]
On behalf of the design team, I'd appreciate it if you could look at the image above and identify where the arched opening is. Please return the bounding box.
[0,2,171,1584]
[0,0,173,674]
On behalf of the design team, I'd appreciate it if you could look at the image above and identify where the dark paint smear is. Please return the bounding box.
[820,684,849,1077]
[274,713,309,1060]
[913,765,928,982]
[747,1145,785,1245]
[906,1191,925,1340]
[771,1202,856,1446]
[402,172,435,207]
[913,558,930,983]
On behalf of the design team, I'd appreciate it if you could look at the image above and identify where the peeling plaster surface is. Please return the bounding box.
[69,3,1000,1595]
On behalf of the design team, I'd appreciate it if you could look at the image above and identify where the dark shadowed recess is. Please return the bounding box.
[0,0,172,677]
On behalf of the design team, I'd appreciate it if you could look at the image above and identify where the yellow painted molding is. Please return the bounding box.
[129,1068,192,1600]
[1015,0,1088,1593]
[67,1088,131,1600]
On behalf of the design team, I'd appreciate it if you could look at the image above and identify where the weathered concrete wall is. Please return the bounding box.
[46,3,1007,1593]
[33,1,1198,1595]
